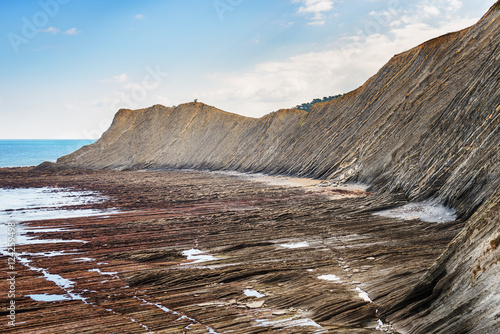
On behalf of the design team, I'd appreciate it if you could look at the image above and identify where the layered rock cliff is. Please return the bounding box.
[58,3,500,333]
[60,3,499,220]
[388,183,500,333]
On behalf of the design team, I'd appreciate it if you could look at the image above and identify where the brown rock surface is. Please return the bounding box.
[0,168,462,333]
[5,2,500,333]
[387,184,500,334]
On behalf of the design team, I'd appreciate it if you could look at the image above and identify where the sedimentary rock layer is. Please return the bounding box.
[52,2,500,333]
[0,168,463,333]
[60,3,500,219]
[387,183,500,334]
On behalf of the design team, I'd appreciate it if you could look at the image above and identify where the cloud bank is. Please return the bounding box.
[199,0,480,117]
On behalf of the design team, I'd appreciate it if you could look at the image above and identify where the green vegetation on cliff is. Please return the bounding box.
[294,95,343,112]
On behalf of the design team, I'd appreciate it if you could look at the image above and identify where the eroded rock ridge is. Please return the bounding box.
[58,3,500,333]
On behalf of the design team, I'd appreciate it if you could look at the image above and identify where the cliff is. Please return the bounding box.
[58,3,500,333]
[60,3,499,220]
[387,183,500,333]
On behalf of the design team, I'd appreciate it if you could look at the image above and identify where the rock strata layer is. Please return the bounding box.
[60,3,500,219]
[53,2,500,333]
[388,184,500,334]
[0,168,464,333]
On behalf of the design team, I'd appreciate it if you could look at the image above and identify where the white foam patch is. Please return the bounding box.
[11,225,88,246]
[134,296,220,334]
[0,187,119,249]
[355,287,372,302]
[255,317,322,329]
[182,249,217,264]
[373,201,456,223]
[0,187,105,212]
[71,257,94,262]
[244,289,266,298]
[89,268,118,276]
[279,241,309,249]
[317,274,340,282]
[20,251,80,258]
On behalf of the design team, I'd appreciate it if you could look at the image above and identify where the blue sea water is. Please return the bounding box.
[0,139,96,167]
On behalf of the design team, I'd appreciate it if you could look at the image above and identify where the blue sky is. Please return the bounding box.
[0,0,496,139]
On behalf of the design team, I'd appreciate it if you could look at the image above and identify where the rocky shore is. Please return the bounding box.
[0,167,465,333]
[2,3,499,333]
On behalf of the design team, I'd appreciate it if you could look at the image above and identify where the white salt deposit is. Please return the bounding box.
[373,201,456,223]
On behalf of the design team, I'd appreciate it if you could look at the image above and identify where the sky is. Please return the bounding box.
[0,0,496,139]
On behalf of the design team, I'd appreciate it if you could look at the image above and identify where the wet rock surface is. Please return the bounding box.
[2,6,499,333]
[0,168,464,333]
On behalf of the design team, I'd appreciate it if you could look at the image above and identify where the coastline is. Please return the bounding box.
[0,139,96,168]
[0,167,463,333]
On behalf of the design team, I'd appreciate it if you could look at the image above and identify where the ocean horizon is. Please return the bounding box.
[0,139,96,168]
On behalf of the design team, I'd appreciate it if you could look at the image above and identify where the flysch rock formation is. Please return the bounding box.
[60,3,499,220]
[57,2,500,333]
[389,185,500,333]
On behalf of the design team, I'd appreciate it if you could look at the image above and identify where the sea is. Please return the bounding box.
[0,139,114,251]
[0,139,96,168]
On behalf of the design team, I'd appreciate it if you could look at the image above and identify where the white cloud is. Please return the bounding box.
[63,27,81,35]
[423,6,441,16]
[37,27,81,35]
[156,95,174,106]
[39,27,60,34]
[198,2,481,117]
[123,82,144,91]
[293,0,334,25]
[135,14,145,20]
[308,20,326,26]
[102,73,129,84]
[446,0,463,11]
